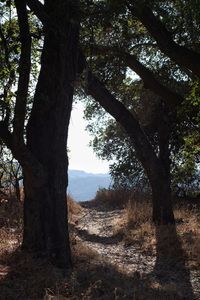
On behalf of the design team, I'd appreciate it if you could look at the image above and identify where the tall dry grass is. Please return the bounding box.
[112,190,200,267]
[67,194,82,223]
[93,189,148,209]
[93,187,146,209]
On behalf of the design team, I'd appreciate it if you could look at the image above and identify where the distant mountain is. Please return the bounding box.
[68,170,111,202]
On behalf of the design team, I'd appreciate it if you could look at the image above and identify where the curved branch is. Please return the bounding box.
[86,70,163,182]
[125,53,183,106]
[26,0,47,24]
[83,44,184,107]
[127,3,200,78]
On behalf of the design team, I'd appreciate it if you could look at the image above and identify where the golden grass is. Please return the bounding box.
[174,205,200,267]
[115,199,156,254]
[93,188,148,209]
[67,194,82,224]
[93,188,131,208]
[115,193,200,268]
[93,188,200,267]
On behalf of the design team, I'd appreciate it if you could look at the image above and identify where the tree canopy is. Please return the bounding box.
[80,0,200,197]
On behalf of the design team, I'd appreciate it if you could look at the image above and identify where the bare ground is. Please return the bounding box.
[75,200,200,300]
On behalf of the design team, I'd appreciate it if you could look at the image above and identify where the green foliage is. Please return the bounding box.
[171,81,200,196]
[0,1,42,127]
[81,0,200,195]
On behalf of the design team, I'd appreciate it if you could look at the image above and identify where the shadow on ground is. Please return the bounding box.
[152,223,194,299]
[0,200,195,300]
[0,243,189,300]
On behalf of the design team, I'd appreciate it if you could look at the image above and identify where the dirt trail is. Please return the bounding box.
[75,201,200,300]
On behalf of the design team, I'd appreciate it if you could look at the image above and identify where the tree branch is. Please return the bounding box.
[0,24,15,118]
[13,0,31,146]
[26,0,47,24]
[85,69,163,181]
[83,44,183,107]
[0,121,13,150]
[125,53,183,106]
[127,3,200,78]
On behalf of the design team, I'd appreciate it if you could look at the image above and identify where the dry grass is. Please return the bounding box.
[0,195,23,262]
[111,190,155,253]
[0,195,23,229]
[0,239,183,300]
[67,194,82,224]
[1,191,200,299]
[174,205,200,268]
[94,188,200,267]
[93,188,139,209]
[114,191,200,268]
[93,189,150,209]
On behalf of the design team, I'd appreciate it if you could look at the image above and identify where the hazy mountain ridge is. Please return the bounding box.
[68,170,111,201]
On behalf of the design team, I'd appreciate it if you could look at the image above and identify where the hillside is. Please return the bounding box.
[68,170,111,201]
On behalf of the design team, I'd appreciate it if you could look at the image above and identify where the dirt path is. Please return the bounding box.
[75,201,200,300]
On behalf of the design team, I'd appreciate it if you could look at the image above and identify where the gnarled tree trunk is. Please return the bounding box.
[22,0,79,268]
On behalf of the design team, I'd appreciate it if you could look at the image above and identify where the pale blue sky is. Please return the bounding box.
[68,102,109,174]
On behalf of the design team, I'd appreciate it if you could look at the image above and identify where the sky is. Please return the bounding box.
[68,101,110,174]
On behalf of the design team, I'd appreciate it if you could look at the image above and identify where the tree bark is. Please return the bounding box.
[14,178,21,201]
[22,0,80,268]
[151,179,174,224]
[153,106,174,224]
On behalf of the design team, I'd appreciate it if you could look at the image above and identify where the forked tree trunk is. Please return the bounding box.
[22,0,79,268]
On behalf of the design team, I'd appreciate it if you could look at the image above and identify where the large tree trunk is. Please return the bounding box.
[22,0,79,268]
[151,174,174,224]
[151,108,174,224]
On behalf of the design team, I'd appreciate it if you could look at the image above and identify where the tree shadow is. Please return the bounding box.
[73,225,123,245]
[0,202,196,299]
[0,244,188,300]
[152,223,194,299]
[0,246,67,300]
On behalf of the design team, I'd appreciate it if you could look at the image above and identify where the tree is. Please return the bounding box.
[78,0,200,224]
[0,0,80,268]
[84,77,200,197]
